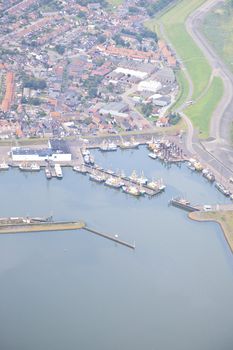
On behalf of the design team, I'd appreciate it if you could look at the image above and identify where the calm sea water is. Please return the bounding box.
[0,146,233,350]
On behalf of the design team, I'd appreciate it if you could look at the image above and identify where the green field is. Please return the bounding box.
[157,0,211,99]
[171,69,189,110]
[107,0,123,6]
[146,0,225,138]
[201,1,233,74]
[185,77,224,138]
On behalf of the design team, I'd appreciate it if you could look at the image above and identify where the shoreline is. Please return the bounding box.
[189,211,233,253]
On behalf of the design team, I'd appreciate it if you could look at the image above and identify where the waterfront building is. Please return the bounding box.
[11,139,72,162]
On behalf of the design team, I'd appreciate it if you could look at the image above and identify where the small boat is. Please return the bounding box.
[105,177,124,189]
[105,169,115,175]
[82,149,90,156]
[215,182,230,196]
[129,170,138,183]
[45,167,52,179]
[137,171,148,185]
[148,153,157,160]
[89,173,105,183]
[54,164,63,179]
[100,141,117,152]
[0,161,9,170]
[122,185,141,197]
[19,163,40,171]
[119,137,139,149]
[73,165,87,174]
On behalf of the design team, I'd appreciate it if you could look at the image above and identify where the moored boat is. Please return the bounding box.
[105,177,124,189]
[54,164,63,179]
[0,161,9,170]
[89,173,105,183]
[73,165,87,174]
[19,163,40,171]
[148,152,157,160]
[45,167,52,179]
[100,141,117,152]
[122,185,141,197]
[215,182,231,196]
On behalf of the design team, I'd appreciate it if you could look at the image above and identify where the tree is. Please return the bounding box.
[55,44,65,55]
[142,103,153,117]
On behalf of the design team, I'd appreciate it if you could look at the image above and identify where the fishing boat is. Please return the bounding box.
[129,170,138,183]
[89,173,105,183]
[105,177,124,189]
[73,165,87,174]
[54,164,63,179]
[82,149,90,156]
[137,171,148,185]
[147,180,160,190]
[19,163,40,171]
[45,167,52,179]
[0,161,9,170]
[215,182,231,196]
[122,185,141,197]
[105,169,115,175]
[83,154,94,165]
[119,137,139,149]
[99,141,117,152]
[148,152,157,160]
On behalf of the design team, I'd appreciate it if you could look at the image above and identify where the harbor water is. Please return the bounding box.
[0,146,233,350]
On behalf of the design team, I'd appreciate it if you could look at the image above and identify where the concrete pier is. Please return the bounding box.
[84,227,135,250]
[0,221,85,234]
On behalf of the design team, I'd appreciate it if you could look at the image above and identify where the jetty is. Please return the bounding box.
[84,227,135,250]
[0,217,135,250]
[169,198,200,212]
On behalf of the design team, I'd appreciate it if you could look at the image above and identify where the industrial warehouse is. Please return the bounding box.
[11,139,72,162]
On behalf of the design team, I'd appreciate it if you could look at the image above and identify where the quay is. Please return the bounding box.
[0,221,86,234]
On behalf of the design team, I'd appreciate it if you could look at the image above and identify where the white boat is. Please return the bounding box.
[73,165,87,174]
[82,149,90,156]
[120,138,139,149]
[148,153,157,160]
[215,182,230,196]
[129,170,138,183]
[105,177,124,189]
[45,167,52,179]
[0,161,9,170]
[19,163,40,171]
[54,164,63,179]
[84,154,94,165]
[100,141,117,152]
[89,173,105,183]
[122,185,141,197]
[137,172,148,185]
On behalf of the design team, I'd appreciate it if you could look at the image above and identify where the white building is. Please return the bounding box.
[138,80,162,93]
[11,140,72,162]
